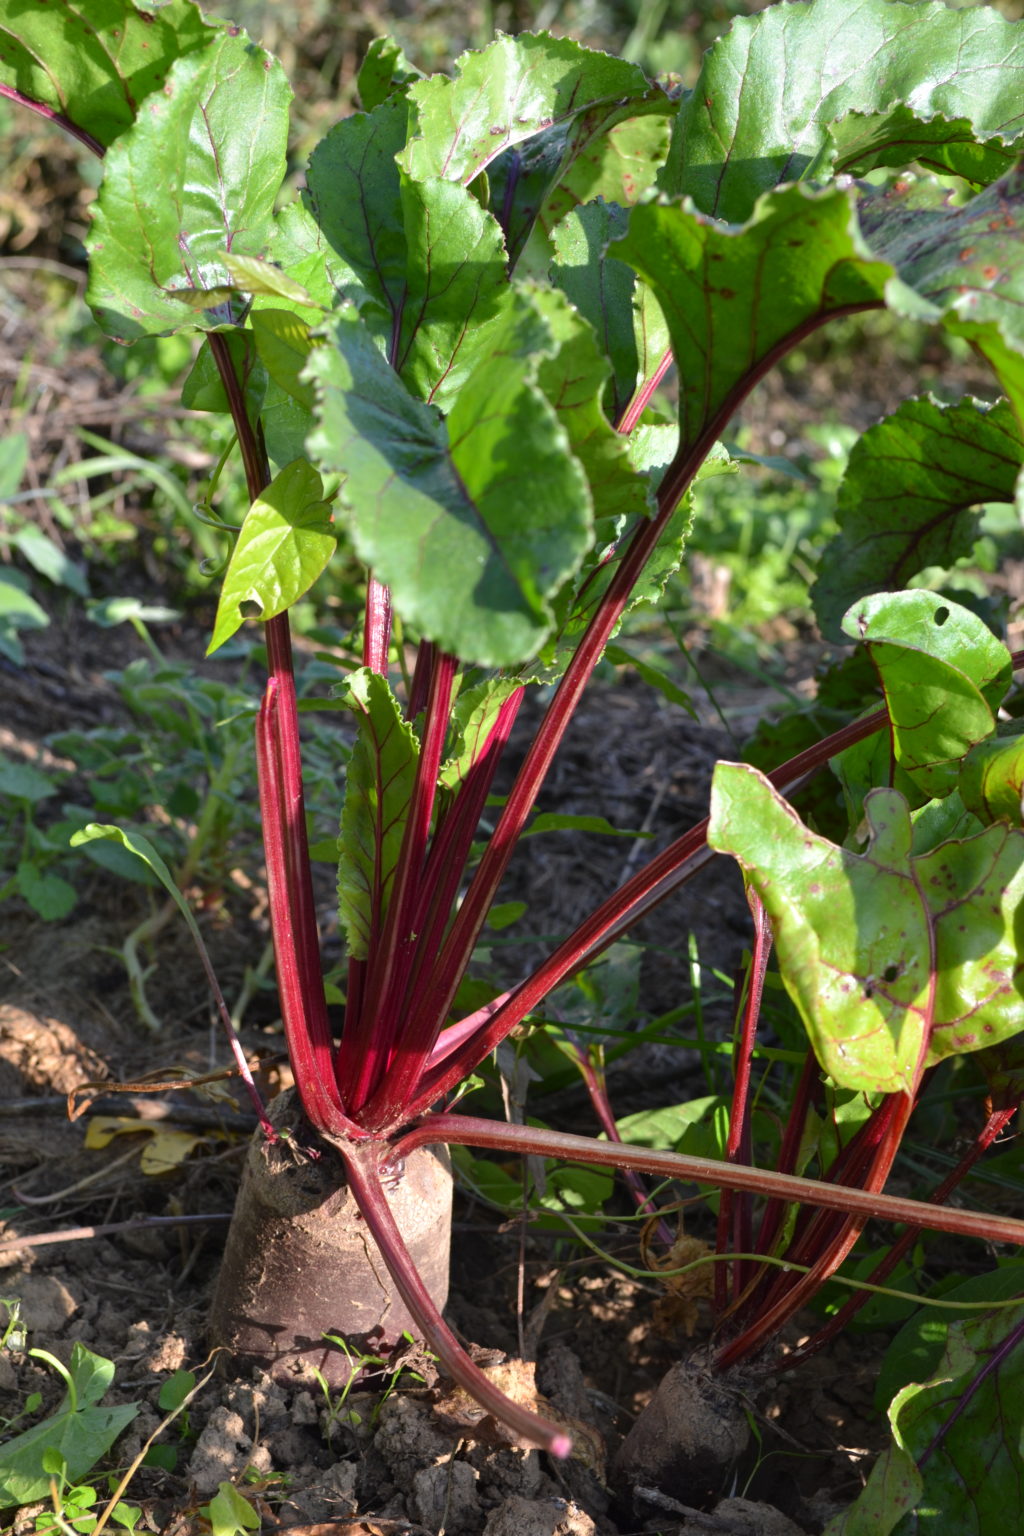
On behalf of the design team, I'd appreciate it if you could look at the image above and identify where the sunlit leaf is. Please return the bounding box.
[666,0,1024,221]
[400,32,650,186]
[960,730,1024,829]
[357,34,423,111]
[827,1302,1024,1535]
[709,763,1024,1095]
[488,93,671,270]
[842,590,1011,799]
[208,460,335,653]
[439,678,521,793]
[307,100,512,408]
[614,166,1024,468]
[250,309,316,409]
[87,27,290,340]
[0,0,220,150]
[0,1345,139,1508]
[532,285,652,525]
[83,1116,204,1174]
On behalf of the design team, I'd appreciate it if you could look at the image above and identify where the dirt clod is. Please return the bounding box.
[8,1273,77,1333]
[411,1458,483,1534]
[711,1496,810,1535]
[482,1494,597,1536]
[187,1405,269,1497]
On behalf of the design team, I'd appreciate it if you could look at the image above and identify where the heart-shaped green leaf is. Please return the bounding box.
[0,1344,139,1508]
[208,460,335,653]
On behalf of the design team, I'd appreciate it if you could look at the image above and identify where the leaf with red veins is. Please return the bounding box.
[86,27,290,341]
[709,763,1024,1096]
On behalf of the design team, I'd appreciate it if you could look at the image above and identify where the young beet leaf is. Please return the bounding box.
[6,0,1024,1504]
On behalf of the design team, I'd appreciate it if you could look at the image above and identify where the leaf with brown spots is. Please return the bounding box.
[709,763,1024,1095]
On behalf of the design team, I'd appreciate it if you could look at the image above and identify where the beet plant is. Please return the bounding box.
[6,0,1024,1519]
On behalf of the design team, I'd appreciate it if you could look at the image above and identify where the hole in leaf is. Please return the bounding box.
[934,606,950,626]
[883,964,899,983]
[240,599,263,619]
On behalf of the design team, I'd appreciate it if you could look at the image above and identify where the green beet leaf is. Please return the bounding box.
[86,28,291,341]
[439,678,521,794]
[874,1265,1024,1415]
[336,668,420,962]
[307,295,592,668]
[908,790,985,857]
[208,460,334,653]
[486,92,671,272]
[814,396,1024,641]
[708,763,1024,1096]
[357,35,423,112]
[307,100,512,410]
[0,0,219,151]
[612,183,893,463]
[614,164,1024,470]
[858,166,1024,396]
[960,730,1024,828]
[532,285,652,527]
[823,1442,922,1536]
[306,99,409,325]
[400,32,650,187]
[666,0,1024,221]
[250,310,316,410]
[0,1344,139,1508]
[524,495,693,685]
[394,174,512,407]
[262,198,358,320]
[841,591,1011,799]
[551,200,670,428]
[826,1302,1024,1536]
[538,111,671,247]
